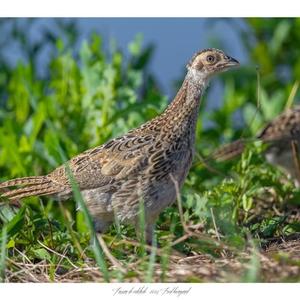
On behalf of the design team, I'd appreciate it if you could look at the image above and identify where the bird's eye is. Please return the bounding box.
[206,55,215,63]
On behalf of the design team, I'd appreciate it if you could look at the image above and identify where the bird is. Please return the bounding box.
[211,105,300,185]
[0,48,239,243]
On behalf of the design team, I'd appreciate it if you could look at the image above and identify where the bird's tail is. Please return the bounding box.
[0,175,59,201]
[209,138,248,162]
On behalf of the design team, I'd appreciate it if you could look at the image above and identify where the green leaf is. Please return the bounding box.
[270,20,291,56]
[32,248,51,261]
[5,206,26,237]
[243,103,263,135]
[128,33,143,56]
[6,239,15,249]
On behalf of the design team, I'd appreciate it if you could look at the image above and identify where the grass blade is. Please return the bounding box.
[50,128,110,282]
[65,164,110,282]
[0,226,7,282]
[285,80,299,109]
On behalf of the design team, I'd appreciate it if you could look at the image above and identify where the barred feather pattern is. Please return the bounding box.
[0,49,239,243]
[211,106,300,184]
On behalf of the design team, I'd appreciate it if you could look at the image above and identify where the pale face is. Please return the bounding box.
[188,48,239,78]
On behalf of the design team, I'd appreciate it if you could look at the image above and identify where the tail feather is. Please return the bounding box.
[1,183,54,199]
[210,139,247,162]
[0,176,48,189]
[0,175,60,201]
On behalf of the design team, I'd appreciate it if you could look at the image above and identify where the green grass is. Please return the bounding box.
[66,163,110,282]
[0,225,7,282]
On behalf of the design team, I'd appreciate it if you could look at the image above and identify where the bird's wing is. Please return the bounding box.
[258,106,300,142]
[49,133,158,190]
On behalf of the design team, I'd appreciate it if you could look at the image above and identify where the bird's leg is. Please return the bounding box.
[93,218,113,233]
[134,220,155,245]
[290,140,300,185]
[145,223,155,245]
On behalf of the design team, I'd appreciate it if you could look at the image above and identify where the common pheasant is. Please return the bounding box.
[0,49,239,243]
[211,106,300,185]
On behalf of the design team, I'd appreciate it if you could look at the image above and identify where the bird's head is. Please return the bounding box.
[187,48,239,81]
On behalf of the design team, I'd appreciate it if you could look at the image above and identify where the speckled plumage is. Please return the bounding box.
[0,49,239,242]
[212,106,300,184]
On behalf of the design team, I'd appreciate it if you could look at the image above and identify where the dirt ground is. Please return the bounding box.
[5,234,300,283]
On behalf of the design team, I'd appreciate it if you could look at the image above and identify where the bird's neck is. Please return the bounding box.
[159,70,209,132]
[133,70,209,138]
[165,71,208,116]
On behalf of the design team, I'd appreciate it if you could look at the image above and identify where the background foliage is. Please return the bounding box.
[0,18,300,282]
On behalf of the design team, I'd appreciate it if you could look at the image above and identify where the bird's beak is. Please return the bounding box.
[224,56,240,67]
[217,55,239,72]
